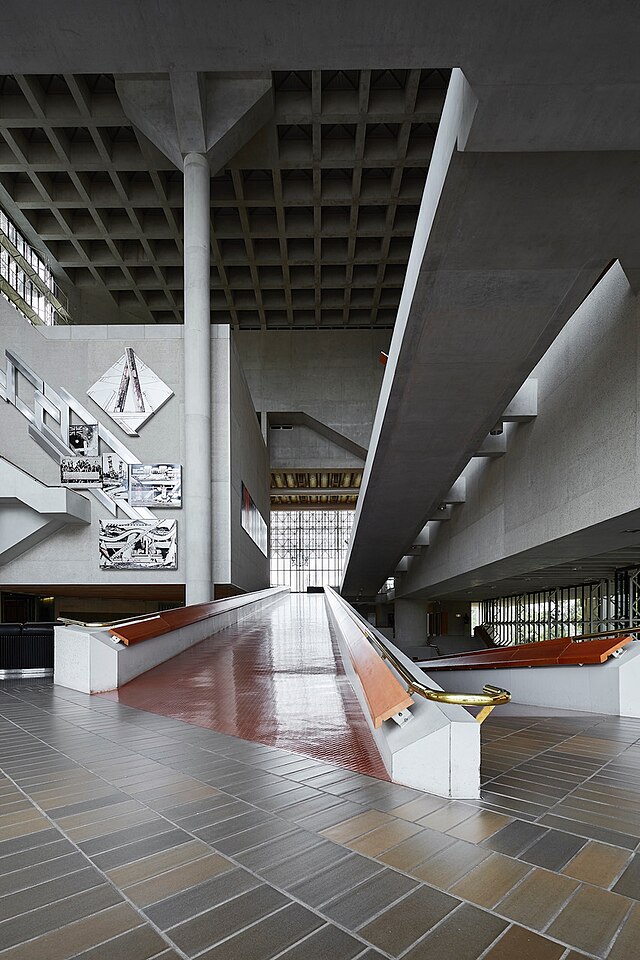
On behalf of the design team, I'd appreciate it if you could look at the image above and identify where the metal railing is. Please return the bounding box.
[326,587,510,723]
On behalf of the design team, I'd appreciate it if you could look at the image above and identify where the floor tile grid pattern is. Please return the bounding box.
[0,684,636,957]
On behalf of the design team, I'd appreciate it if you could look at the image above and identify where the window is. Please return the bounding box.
[270,510,354,592]
[0,208,70,325]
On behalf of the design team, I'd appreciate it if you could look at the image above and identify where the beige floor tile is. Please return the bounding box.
[410,838,492,888]
[321,809,393,843]
[450,852,533,908]
[447,810,512,843]
[547,884,632,956]
[496,867,579,929]
[125,852,233,907]
[106,838,212,887]
[562,840,632,888]
[346,819,422,856]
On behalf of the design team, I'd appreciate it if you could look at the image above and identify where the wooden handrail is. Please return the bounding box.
[325,587,510,724]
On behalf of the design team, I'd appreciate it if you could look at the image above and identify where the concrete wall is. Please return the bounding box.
[399,263,640,599]
[0,300,270,595]
[0,299,185,588]
[230,335,270,591]
[236,329,390,459]
[432,641,640,717]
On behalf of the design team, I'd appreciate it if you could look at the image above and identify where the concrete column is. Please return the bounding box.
[183,152,212,604]
[394,599,427,647]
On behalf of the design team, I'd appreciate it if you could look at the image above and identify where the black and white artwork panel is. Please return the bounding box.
[68,423,99,457]
[101,453,130,499]
[129,463,182,508]
[60,456,102,487]
[99,519,177,570]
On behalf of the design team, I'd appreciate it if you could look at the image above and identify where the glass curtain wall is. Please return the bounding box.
[0,208,69,325]
[270,509,354,592]
[472,568,640,645]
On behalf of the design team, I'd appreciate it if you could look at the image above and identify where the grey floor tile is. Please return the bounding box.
[169,884,288,956]
[0,883,123,951]
[519,829,587,871]
[482,820,548,857]
[195,902,323,960]
[402,903,508,960]
[92,829,191,871]
[290,854,383,908]
[322,868,419,929]
[145,868,260,929]
[277,924,367,960]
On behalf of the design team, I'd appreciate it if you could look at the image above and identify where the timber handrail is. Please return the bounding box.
[325,587,510,722]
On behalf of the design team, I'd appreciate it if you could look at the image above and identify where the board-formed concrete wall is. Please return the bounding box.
[399,262,640,599]
[0,299,269,594]
[236,329,390,463]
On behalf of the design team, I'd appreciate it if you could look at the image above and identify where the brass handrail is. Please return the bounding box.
[325,587,510,722]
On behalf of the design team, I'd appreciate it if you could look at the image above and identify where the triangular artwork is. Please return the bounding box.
[87,347,173,436]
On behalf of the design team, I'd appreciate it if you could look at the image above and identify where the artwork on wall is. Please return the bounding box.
[60,456,102,487]
[99,519,177,569]
[129,463,182,508]
[68,423,99,457]
[241,482,268,556]
[101,454,129,500]
[87,347,174,436]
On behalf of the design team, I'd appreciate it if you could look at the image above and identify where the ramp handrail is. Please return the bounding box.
[325,587,510,723]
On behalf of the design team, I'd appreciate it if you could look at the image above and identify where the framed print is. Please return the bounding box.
[101,453,129,499]
[68,423,99,457]
[129,463,182,508]
[60,456,102,487]
[99,519,177,570]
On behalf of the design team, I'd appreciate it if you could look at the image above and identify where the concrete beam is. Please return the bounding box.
[502,379,537,422]
[115,73,273,171]
[342,69,624,597]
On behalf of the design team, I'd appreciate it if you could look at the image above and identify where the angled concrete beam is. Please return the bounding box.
[115,73,273,171]
[443,478,466,503]
[268,412,367,462]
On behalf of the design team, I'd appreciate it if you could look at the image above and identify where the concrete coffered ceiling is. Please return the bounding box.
[0,69,449,328]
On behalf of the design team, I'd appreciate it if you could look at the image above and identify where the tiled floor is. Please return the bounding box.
[100,595,388,780]
[0,682,637,958]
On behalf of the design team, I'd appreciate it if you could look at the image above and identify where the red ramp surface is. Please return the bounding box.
[99,593,388,779]
[424,634,633,671]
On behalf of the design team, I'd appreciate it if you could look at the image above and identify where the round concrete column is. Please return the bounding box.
[183,152,212,604]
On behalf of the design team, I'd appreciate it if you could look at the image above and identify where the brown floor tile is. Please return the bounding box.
[378,828,456,871]
[402,902,507,960]
[481,924,565,960]
[417,802,477,832]
[612,852,640,899]
[496,867,579,929]
[346,819,422,856]
[125,853,234,907]
[358,883,459,956]
[321,810,393,843]
[196,902,323,960]
[547,884,632,956]
[0,903,142,960]
[450,852,533,908]
[607,901,640,960]
[106,838,212,887]
[447,810,512,843]
[563,840,631,888]
[388,796,449,822]
[411,838,492,888]
[0,818,49,842]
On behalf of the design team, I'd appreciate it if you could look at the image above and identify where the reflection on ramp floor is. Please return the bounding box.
[100,593,389,779]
